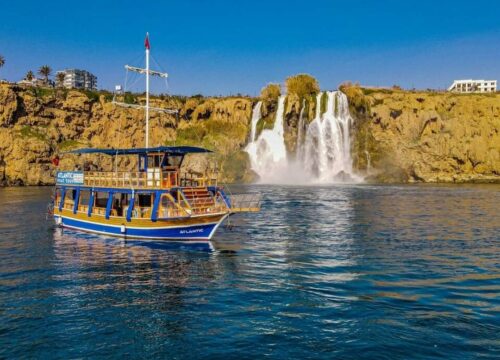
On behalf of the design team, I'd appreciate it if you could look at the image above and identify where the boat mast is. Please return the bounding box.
[145,32,150,148]
[113,33,178,148]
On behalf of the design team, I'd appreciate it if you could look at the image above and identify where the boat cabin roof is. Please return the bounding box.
[65,146,212,156]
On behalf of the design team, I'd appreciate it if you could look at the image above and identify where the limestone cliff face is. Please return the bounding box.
[0,84,254,185]
[345,86,500,183]
[1,83,499,185]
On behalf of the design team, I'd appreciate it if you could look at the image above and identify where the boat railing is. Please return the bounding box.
[180,170,218,188]
[83,170,179,189]
[228,194,262,213]
[81,170,218,189]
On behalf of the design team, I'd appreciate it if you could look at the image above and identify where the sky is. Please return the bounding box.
[0,0,499,96]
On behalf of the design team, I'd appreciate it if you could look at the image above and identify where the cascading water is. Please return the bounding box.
[302,91,355,182]
[245,96,289,183]
[246,91,359,184]
[249,101,262,142]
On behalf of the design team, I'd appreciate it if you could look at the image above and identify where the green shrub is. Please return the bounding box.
[18,125,47,141]
[320,92,328,115]
[58,139,81,150]
[82,89,100,102]
[285,74,320,98]
[31,87,56,99]
[260,83,281,101]
[124,92,137,104]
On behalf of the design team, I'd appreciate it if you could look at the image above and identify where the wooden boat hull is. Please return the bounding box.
[53,212,229,241]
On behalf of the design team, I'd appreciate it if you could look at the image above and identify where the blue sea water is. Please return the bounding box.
[0,184,499,359]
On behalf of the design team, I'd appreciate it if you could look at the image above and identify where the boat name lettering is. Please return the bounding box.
[179,228,204,234]
[56,171,84,185]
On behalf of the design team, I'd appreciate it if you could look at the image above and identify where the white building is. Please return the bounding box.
[448,79,497,93]
[17,78,53,87]
[56,69,97,90]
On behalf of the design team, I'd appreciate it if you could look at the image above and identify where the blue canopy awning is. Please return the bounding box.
[64,146,212,156]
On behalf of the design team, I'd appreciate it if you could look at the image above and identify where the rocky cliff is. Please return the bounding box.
[344,86,500,183]
[0,84,255,185]
[0,83,499,185]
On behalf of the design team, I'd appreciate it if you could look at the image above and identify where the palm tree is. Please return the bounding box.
[56,72,66,87]
[0,55,5,72]
[25,70,34,81]
[38,65,52,85]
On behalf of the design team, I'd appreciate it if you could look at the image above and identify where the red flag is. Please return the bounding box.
[52,155,60,167]
[145,33,150,50]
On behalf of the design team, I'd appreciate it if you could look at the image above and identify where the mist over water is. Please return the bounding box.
[246,91,360,184]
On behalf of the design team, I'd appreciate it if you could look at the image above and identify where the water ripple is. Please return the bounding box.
[0,184,499,359]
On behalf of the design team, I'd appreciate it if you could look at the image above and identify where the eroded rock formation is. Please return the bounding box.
[0,83,499,185]
[345,86,500,183]
[0,84,255,185]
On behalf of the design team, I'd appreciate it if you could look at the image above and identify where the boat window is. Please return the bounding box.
[95,192,108,208]
[80,190,90,205]
[137,194,152,207]
[67,189,77,200]
[170,190,179,202]
[111,193,124,217]
[139,155,147,171]
[160,194,177,217]
[148,155,161,168]
[167,155,183,167]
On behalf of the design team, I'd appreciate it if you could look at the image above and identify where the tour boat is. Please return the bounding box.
[52,34,260,241]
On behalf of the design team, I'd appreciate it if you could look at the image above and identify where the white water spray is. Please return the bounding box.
[302,91,355,182]
[249,101,262,142]
[246,91,359,184]
[246,96,289,183]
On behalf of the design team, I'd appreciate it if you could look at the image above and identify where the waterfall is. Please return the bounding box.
[302,91,355,182]
[364,150,371,173]
[246,91,359,184]
[249,101,262,142]
[246,96,289,183]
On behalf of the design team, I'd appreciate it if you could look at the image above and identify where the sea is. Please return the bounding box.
[0,184,499,359]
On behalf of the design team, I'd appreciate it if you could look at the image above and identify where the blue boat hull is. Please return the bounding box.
[54,214,228,241]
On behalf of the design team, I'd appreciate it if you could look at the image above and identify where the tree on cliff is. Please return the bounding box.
[38,65,52,85]
[285,74,320,98]
[260,83,281,101]
[56,72,66,87]
[25,71,34,81]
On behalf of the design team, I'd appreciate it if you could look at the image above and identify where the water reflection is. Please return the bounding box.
[0,185,499,359]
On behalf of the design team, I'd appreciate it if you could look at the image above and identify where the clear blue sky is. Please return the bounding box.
[1,0,499,95]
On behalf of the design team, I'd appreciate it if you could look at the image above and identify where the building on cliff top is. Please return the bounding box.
[17,78,54,87]
[448,79,497,93]
[56,69,97,90]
